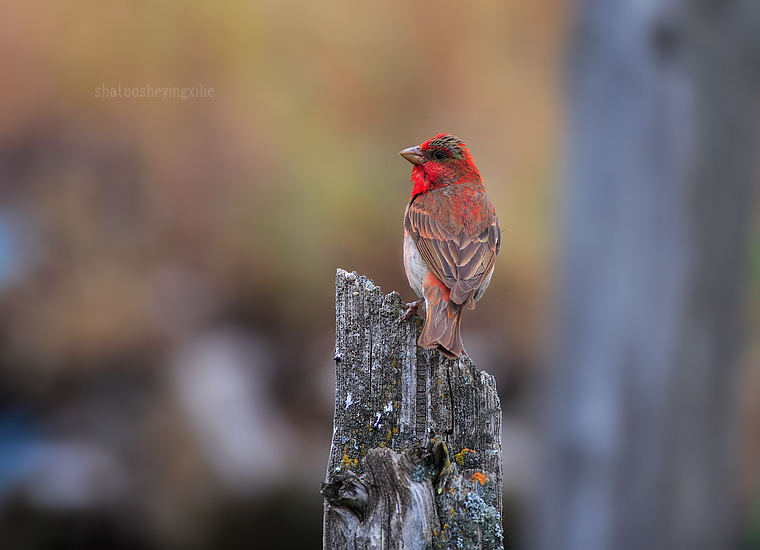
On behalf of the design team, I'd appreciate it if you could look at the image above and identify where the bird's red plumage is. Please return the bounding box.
[399,133,500,359]
[410,134,482,198]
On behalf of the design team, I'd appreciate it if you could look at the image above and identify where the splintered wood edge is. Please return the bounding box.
[328,268,504,550]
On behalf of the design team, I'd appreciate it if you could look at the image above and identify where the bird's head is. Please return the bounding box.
[399,133,481,198]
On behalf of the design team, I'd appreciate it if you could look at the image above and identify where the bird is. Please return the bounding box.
[398,133,500,359]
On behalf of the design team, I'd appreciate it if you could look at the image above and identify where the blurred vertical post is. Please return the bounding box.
[539,1,760,550]
[322,269,503,550]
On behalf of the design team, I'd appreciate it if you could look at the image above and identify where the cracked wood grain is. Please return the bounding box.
[322,269,504,550]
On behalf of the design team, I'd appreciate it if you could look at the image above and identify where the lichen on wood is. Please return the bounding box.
[322,269,504,550]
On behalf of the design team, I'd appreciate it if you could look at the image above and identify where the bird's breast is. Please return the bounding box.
[403,231,429,299]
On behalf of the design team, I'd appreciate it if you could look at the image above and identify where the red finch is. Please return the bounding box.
[399,133,500,359]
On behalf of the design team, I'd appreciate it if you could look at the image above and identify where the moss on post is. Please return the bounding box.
[322,269,504,550]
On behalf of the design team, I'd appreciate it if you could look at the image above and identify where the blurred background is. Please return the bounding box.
[0,0,757,549]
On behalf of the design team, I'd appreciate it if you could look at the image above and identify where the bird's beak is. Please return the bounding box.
[398,146,425,165]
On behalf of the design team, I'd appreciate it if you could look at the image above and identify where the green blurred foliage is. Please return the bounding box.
[0,0,563,370]
[2,1,760,548]
[0,1,564,546]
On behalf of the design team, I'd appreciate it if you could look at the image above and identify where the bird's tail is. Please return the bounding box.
[419,273,463,359]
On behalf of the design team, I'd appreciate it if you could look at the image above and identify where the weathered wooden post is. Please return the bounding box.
[321,269,504,550]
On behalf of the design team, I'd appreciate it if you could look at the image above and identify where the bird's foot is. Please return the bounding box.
[400,299,423,322]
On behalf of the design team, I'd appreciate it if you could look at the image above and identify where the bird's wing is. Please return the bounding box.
[405,188,500,307]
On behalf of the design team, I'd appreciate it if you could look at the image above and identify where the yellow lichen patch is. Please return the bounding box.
[340,443,358,469]
[471,472,487,485]
[454,448,476,466]
[341,453,353,468]
[392,427,398,434]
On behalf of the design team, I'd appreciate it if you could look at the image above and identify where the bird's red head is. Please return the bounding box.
[399,133,481,198]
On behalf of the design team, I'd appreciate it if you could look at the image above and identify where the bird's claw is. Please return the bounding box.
[400,299,423,322]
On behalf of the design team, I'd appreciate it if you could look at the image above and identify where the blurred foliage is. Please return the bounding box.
[0,0,565,546]
[0,0,759,548]
[0,0,563,373]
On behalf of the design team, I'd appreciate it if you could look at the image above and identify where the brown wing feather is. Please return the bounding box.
[404,185,500,307]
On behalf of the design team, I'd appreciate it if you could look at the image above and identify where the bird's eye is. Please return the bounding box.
[433,151,445,160]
